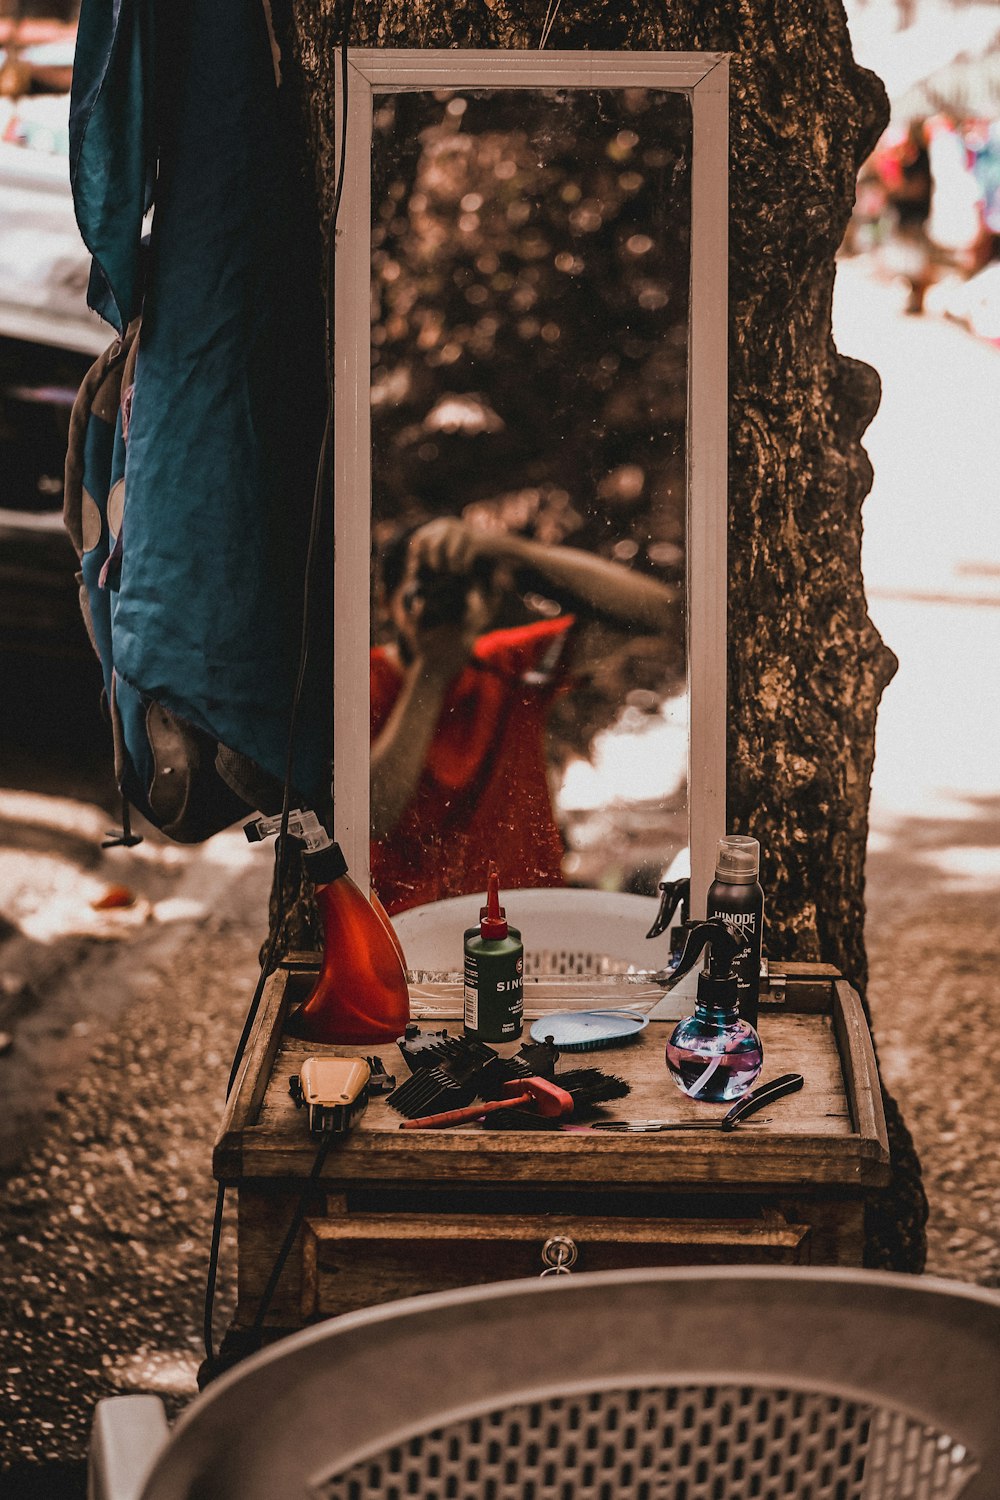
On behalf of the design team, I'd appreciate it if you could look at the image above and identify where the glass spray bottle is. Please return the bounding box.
[660,918,763,1103]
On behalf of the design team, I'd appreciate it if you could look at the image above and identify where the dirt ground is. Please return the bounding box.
[836,255,1000,1288]
[866,841,1000,1286]
[0,824,269,1495]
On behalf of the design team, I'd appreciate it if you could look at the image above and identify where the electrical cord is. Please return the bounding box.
[202,0,356,1376]
[250,1128,337,1338]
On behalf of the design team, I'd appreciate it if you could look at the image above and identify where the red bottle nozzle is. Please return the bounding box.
[480,866,508,941]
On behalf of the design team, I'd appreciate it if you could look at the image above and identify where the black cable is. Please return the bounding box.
[202,1182,227,1366]
[250,1128,337,1338]
[203,0,356,1374]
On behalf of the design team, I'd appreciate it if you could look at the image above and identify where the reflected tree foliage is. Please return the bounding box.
[370,87,690,770]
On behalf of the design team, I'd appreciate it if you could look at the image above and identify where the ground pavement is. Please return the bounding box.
[837,254,1000,1287]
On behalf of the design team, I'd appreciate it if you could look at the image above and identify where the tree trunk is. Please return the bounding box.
[279,0,927,1269]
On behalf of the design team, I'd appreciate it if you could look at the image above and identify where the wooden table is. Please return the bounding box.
[215,959,890,1346]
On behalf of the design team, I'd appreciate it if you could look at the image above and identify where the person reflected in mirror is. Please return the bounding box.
[370,517,678,914]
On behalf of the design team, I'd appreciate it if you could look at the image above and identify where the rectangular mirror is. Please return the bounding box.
[334,51,728,920]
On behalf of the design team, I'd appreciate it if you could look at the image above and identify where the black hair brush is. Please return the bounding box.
[482,1068,629,1130]
[400,1067,629,1131]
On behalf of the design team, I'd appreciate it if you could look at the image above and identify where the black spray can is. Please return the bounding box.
[706,835,764,1029]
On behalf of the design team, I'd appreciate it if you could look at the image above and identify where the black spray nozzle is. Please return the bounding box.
[302,841,349,885]
[646,877,690,940]
[660,917,742,991]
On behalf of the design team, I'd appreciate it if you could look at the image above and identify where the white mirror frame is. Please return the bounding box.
[333,49,728,916]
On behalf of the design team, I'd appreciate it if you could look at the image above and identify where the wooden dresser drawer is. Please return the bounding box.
[301,1211,811,1320]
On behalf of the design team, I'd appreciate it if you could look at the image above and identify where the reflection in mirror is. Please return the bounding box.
[368,88,691,915]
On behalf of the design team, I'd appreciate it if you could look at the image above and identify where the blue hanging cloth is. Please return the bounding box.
[66,0,331,837]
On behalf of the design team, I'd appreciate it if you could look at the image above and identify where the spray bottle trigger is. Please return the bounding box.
[661,917,742,990]
[646,877,690,940]
[243,809,332,854]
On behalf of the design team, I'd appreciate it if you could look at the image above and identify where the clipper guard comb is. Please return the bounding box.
[386,1034,499,1119]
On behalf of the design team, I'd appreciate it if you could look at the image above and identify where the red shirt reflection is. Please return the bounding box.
[370,615,574,915]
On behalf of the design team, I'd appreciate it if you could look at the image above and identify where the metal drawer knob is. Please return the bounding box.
[540,1235,578,1275]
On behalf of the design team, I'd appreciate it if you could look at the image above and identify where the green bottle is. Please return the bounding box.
[463,867,524,1043]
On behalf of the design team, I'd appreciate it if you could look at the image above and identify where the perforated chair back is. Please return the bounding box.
[122,1268,1000,1500]
[391,887,661,976]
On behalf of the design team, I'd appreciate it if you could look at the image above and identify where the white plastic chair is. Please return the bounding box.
[89,1266,1000,1500]
[391,887,662,976]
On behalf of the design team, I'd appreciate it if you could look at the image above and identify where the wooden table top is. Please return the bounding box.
[215,965,891,1191]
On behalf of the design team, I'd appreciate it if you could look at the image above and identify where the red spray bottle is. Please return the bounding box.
[293,841,410,1044]
[245,813,410,1044]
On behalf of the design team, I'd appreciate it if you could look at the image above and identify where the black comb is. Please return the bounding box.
[384,1065,473,1119]
[479,1037,560,1099]
[386,1037,501,1119]
[397,1025,458,1073]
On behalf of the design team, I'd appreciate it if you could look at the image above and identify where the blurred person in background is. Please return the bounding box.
[884,118,934,312]
[925,114,994,278]
[370,516,678,913]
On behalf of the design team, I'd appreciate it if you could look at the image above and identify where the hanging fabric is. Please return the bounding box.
[65,0,331,836]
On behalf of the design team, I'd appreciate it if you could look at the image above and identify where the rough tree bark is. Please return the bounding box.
[278,0,927,1269]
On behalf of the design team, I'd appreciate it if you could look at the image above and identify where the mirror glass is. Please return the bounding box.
[368,86,691,915]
